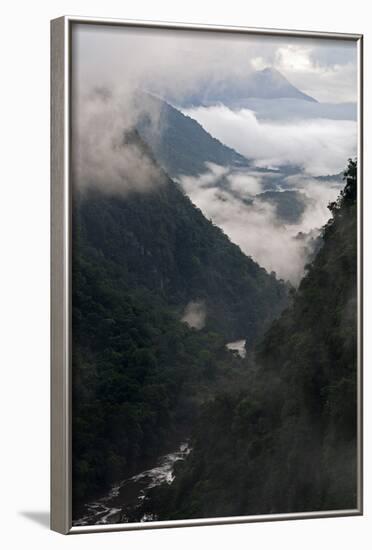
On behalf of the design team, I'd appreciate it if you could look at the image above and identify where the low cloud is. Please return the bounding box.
[72,88,164,195]
[181,301,207,330]
[284,175,343,233]
[221,98,357,122]
[72,87,347,285]
[178,165,342,284]
[227,171,263,196]
[183,105,357,176]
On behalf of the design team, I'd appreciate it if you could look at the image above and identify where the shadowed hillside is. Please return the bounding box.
[136,93,250,177]
[145,160,358,520]
[71,130,288,511]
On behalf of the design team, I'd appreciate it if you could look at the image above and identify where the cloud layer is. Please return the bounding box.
[71,25,357,285]
[181,301,207,330]
[72,89,165,196]
[183,105,357,176]
[178,164,343,283]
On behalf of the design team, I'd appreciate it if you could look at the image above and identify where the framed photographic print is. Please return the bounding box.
[51,16,363,534]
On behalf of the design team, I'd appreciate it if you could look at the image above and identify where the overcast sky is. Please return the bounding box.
[72,23,358,104]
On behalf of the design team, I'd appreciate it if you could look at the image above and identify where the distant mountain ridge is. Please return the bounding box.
[136,93,250,178]
[224,98,356,121]
[159,68,317,107]
[234,68,317,103]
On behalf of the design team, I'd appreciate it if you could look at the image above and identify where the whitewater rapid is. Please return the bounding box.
[73,442,191,526]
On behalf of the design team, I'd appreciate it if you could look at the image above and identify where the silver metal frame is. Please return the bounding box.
[51,15,363,535]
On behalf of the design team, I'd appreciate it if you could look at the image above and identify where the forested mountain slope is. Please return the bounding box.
[71,130,288,510]
[148,160,358,519]
[74,131,287,343]
[136,93,249,177]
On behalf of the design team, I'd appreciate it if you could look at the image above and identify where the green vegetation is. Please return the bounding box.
[146,160,358,519]
[71,131,288,512]
[72,270,247,504]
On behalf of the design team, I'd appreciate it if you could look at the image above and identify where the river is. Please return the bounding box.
[73,442,191,526]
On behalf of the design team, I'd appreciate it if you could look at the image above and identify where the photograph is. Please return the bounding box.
[68,21,360,527]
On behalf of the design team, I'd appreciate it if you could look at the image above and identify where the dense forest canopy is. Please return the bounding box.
[70,23,359,526]
[141,159,358,519]
[71,131,288,508]
[72,102,358,521]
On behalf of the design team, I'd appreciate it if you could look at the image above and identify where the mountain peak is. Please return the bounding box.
[168,67,318,106]
[260,67,281,75]
[247,67,318,102]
